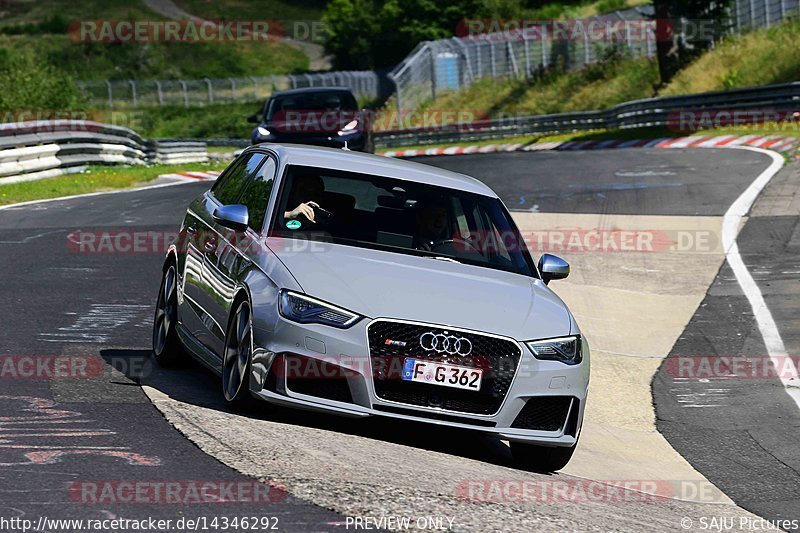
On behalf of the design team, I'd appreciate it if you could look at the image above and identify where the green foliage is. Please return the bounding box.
[0,50,85,110]
[132,102,261,139]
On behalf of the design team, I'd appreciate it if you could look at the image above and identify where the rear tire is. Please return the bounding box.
[152,265,185,367]
[510,440,577,472]
[222,300,255,407]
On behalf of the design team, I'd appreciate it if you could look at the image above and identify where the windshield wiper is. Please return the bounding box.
[425,256,461,264]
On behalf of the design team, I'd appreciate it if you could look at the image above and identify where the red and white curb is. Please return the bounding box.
[378,143,523,158]
[158,170,222,182]
[377,135,800,158]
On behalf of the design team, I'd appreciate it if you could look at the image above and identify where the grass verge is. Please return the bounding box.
[0,161,226,206]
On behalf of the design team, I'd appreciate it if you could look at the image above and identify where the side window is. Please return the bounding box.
[239,157,277,232]
[212,153,266,206]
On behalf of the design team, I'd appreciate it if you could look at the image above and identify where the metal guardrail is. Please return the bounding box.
[77,72,381,108]
[0,121,209,183]
[373,81,800,148]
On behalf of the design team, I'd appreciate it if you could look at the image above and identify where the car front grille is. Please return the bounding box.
[511,396,574,431]
[367,320,521,415]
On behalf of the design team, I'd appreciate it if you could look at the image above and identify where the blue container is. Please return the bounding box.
[435,52,460,90]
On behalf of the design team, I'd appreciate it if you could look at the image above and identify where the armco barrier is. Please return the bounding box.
[0,121,209,184]
[373,81,800,148]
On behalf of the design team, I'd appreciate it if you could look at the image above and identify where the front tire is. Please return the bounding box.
[510,440,577,472]
[152,265,184,366]
[222,300,254,406]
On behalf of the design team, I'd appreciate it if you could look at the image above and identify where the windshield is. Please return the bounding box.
[269,165,536,277]
[266,92,358,122]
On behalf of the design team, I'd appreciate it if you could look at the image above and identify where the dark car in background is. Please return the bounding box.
[248,87,373,153]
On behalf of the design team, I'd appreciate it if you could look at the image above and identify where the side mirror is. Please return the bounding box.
[538,253,569,284]
[212,204,249,231]
[247,114,260,124]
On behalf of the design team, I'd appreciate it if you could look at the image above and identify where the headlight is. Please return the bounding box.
[257,126,271,137]
[279,290,361,328]
[526,336,582,365]
[337,120,359,136]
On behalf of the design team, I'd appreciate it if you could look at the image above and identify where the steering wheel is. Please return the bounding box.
[429,237,480,254]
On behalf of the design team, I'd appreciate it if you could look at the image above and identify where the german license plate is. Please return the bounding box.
[402,358,482,391]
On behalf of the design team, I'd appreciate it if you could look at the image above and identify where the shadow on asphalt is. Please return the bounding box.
[101,349,530,473]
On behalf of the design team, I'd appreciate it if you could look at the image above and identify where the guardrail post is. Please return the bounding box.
[583,32,590,65]
[489,43,497,78]
[523,34,531,77]
[429,46,437,100]
[749,0,756,27]
[765,0,771,25]
[203,77,213,104]
[780,0,786,19]
[155,81,163,106]
[105,80,113,108]
[129,80,137,107]
[541,25,548,67]
[179,80,188,107]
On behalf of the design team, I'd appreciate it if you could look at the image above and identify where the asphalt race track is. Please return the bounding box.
[1,147,797,531]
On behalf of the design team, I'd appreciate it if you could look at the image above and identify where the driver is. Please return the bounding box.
[284,173,324,223]
[414,198,450,251]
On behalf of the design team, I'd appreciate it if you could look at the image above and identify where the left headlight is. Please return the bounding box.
[257,126,271,137]
[526,336,582,365]
[279,290,361,328]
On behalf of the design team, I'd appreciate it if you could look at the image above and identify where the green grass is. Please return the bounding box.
[386,16,800,130]
[661,18,800,95]
[380,56,659,129]
[508,0,650,19]
[131,102,260,139]
[0,161,226,206]
[0,0,156,29]
[0,34,308,81]
[174,0,327,27]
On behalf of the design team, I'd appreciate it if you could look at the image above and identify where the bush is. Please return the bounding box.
[0,50,84,110]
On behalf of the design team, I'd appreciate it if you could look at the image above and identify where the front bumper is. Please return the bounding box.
[249,316,589,446]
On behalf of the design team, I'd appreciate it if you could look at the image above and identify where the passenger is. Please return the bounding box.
[284,174,325,222]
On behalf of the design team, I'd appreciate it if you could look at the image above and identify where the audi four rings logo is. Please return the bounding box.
[419,332,473,355]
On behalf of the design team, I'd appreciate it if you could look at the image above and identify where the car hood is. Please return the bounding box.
[267,239,572,340]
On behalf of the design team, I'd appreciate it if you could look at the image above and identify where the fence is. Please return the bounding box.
[389,5,657,113]
[373,81,800,148]
[77,71,381,108]
[734,0,800,29]
[388,0,800,113]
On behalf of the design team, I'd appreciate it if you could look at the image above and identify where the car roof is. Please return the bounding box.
[269,87,355,98]
[249,144,498,197]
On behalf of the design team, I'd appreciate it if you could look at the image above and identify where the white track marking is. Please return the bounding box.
[725,146,800,407]
[0,176,198,212]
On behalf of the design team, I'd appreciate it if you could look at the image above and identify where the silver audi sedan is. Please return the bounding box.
[153,144,589,471]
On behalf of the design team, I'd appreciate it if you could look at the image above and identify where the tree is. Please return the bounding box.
[654,0,733,85]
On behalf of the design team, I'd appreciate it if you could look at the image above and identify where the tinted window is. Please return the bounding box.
[266,92,357,121]
[212,153,266,206]
[239,157,276,232]
[270,165,535,277]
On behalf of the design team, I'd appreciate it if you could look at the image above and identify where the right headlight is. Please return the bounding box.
[278,290,361,329]
[525,335,582,365]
